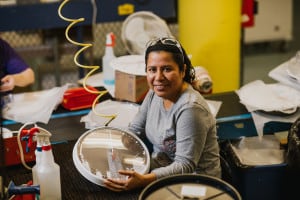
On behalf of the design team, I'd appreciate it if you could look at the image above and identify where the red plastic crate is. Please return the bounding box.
[62,86,99,110]
[3,135,36,166]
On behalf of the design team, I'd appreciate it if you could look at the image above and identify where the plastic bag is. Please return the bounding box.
[3,84,69,124]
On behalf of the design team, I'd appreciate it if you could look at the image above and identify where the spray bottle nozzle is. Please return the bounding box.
[21,127,40,152]
[106,32,116,47]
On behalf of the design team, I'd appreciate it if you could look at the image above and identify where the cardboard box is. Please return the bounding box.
[115,70,149,103]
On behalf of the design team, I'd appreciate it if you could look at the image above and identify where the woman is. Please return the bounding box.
[104,37,221,191]
[0,37,35,92]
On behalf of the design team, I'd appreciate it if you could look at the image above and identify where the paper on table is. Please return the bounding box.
[251,109,300,137]
[286,51,300,81]
[269,54,300,91]
[236,80,300,113]
[236,80,300,137]
[3,84,69,124]
[78,72,115,98]
[81,100,140,129]
[110,55,146,76]
[205,99,222,118]
[78,72,103,87]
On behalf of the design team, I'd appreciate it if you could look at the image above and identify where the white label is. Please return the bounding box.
[181,185,206,198]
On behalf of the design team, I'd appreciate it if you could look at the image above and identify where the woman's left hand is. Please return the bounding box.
[104,170,148,192]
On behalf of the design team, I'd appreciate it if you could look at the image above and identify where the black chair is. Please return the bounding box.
[285,117,300,199]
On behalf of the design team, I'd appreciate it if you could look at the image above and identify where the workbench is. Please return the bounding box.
[1,91,294,199]
[2,90,293,142]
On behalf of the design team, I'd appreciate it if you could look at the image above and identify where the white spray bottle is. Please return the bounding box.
[37,136,61,200]
[32,134,44,186]
[102,32,116,85]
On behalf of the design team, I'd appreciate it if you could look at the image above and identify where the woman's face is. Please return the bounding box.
[146,51,185,102]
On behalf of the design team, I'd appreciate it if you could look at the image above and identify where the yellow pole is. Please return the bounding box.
[178,0,241,93]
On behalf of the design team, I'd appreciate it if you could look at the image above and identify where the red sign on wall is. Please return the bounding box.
[242,0,256,28]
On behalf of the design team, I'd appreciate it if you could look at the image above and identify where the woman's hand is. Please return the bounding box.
[104,170,156,192]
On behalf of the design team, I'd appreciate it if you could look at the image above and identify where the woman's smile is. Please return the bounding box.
[154,84,168,91]
[146,51,185,102]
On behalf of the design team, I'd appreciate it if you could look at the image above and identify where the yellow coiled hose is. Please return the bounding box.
[58,0,116,122]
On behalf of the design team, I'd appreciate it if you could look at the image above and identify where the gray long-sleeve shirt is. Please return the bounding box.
[128,85,221,179]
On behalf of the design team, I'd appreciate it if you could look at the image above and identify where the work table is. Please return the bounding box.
[1,91,294,199]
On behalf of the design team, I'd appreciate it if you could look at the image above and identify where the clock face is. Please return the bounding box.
[73,126,150,186]
[139,174,241,200]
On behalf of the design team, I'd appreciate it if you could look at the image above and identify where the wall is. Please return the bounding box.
[178,0,242,93]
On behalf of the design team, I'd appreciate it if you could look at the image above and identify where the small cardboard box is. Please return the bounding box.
[115,70,149,103]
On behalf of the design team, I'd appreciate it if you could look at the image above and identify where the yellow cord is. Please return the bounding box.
[58,0,116,121]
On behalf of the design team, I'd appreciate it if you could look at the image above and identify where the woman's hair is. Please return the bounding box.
[145,37,195,84]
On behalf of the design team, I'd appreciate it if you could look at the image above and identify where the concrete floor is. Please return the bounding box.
[242,49,298,85]
[242,0,300,86]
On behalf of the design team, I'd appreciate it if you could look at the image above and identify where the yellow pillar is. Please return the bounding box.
[178,0,241,93]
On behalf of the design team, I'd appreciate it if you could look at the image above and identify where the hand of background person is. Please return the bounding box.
[0,68,35,92]
[1,75,15,92]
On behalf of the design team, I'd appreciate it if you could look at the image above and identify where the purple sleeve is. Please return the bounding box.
[1,38,29,74]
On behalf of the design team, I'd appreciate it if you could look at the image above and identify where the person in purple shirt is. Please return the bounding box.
[0,37,35,92]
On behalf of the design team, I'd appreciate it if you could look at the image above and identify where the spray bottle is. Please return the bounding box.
[102,32,116,85]
[32,133,44,186]
[36,136,61,200]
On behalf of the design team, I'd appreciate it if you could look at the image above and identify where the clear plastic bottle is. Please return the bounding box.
[32,136,43,186]
[102,32,116,85]
[37,139,61,200]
